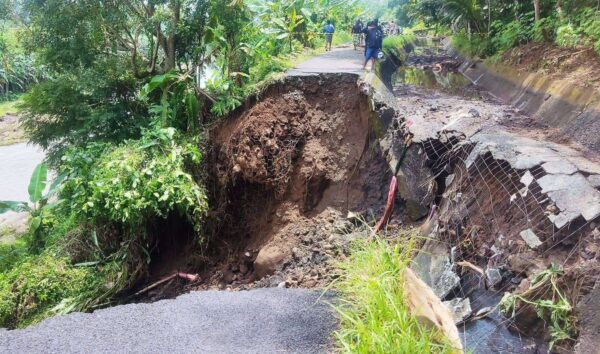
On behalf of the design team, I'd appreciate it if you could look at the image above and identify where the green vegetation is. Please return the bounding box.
[0,254,102,328]
[334,236,454,353]
[0,15,48,98]
[382,34,417,63]
[500,265,577,350]
[0,0,378,328]
[0,162,61,252]
[387,0,600,59]
[0,96,20,116]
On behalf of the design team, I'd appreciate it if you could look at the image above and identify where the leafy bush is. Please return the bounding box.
[556,24,580,48]
[532,17,556,43]
[451,33,493,57]
[578,8,600,55]
[250,57,289,83]
[0,254,101,328]
[0,238,28,271]
[492,20,532,52]
[61,127,208,233]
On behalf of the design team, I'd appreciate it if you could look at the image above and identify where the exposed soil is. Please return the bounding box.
[503,42,600,93]
[133,73,403,300]
[202,74,399,291]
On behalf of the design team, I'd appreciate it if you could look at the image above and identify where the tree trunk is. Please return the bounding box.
[533,0,541,21]
[556,0,564,20]
[165,0,181,71]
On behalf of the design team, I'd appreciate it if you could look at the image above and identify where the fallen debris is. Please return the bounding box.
[443,297,472,324]
[519,229,542,249]
[134,272,200,297]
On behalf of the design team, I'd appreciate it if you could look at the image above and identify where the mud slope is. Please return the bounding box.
[204,73,394,288]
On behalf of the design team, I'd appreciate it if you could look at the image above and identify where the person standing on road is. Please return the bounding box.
[323,20,335,52]
[351,20,363,50]
[362,21,383,71]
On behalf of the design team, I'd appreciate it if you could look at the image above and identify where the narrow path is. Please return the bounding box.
[0,289,336,354]
[287,47,364,75]
[0,142,46,241]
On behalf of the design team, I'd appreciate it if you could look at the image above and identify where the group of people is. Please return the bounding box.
[322,18,400,71]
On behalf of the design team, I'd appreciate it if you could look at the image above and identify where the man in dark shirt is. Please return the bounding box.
[351,20,363,50]
[362,21,383,71]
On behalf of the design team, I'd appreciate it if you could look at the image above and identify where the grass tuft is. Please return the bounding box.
[333,235,456,353]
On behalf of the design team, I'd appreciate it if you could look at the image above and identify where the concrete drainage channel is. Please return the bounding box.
[2,46,600,353]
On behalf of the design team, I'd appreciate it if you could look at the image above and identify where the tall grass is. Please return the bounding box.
[333,236,455,353]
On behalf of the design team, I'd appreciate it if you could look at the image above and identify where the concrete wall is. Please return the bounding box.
[459,60,600,153]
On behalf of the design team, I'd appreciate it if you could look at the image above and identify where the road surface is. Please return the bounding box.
[0,289,337,354]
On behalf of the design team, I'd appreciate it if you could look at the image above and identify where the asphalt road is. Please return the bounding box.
[287,47,364,76]
[0,289,337,354]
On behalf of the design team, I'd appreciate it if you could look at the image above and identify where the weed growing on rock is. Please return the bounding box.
[500,265,577,350]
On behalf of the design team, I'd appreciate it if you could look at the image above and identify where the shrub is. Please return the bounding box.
[556,24,580,48]
[451,33,493,57]
[578,8,600,55]
[0,254,101,328]
[60,127,208,233]
[492,20,532,53]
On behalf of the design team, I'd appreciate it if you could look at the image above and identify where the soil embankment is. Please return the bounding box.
[202,73,396,290]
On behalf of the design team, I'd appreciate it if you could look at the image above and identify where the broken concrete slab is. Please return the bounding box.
[520,171,534,187]
[412,240,460,299]
[485,267,503,287]
[455,132,600,230]
[520,229,543,249]
[542,161,578,175]
[537,173,600,227]
[443,297,472,324]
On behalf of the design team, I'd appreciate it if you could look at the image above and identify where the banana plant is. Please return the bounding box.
[0,163,63,252]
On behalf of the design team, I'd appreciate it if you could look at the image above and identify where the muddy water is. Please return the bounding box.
[0,142,45,201]
[392,67,471,95]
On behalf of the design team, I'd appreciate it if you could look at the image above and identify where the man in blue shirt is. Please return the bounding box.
[323,20,335,51]
[362,20,383,71]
